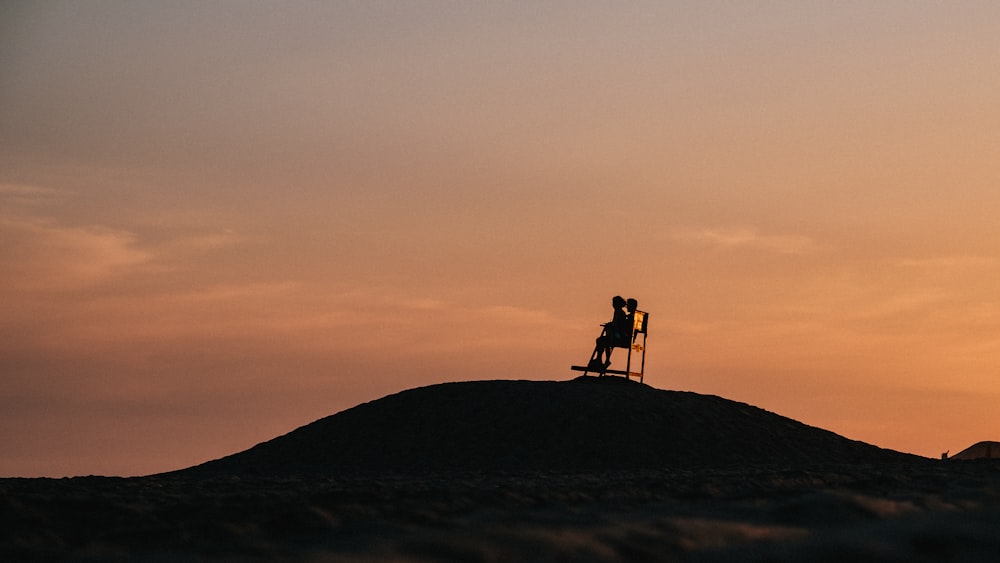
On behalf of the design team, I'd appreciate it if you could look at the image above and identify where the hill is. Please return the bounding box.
[180,377,917,477]
[951,441,1000,460]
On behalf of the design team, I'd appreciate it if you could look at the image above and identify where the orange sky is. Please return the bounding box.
[3,2,1000,476]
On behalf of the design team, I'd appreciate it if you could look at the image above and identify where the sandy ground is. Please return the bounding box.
[4,460,1000,562]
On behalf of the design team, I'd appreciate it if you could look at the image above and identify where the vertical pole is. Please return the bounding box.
[625,342,633,381]
[639,332,647,383]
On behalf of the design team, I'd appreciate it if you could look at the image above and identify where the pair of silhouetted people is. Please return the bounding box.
[590,295,638,370]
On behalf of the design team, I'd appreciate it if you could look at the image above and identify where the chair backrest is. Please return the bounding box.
[632,311,648,336]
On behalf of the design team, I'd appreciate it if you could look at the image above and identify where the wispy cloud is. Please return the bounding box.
[850,287,954,321]
[894,256,997,269]
[1,185,151,291]
[670,227,821,255]
[0,217,150,291]
[151,229,249,266]
[0,184,72,206]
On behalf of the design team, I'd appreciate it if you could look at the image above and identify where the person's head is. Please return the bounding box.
[626,298,638,312]
[612,295,626,309]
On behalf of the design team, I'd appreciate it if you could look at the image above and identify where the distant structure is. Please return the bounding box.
[572,297,649,382]
[950,441,1000,460]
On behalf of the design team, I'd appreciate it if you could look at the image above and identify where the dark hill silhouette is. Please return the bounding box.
[179,377,918,477]
[951,441,1000,460]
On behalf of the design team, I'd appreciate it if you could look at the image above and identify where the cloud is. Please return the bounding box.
[0,217,150,291]
[894,256,997,269]
[480,304,562,327]
[671,227,820,255]
[849,287,953,321]
[0,184,150,291]
[0,184,72,206]
[150,229,249,266]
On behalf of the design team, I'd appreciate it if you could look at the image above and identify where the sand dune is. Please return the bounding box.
[5,376,1000,562]
[182,376,914,477]
[951,441,1000,460]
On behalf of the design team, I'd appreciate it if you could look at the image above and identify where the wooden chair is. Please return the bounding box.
[571,310,649,382]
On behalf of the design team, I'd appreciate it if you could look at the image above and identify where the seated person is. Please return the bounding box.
[591,296,630,368]
[625,298,638,333]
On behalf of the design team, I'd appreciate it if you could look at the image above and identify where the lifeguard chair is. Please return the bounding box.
[571,310,649,382]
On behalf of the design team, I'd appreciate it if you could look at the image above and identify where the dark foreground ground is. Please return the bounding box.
[4,460,1000,562]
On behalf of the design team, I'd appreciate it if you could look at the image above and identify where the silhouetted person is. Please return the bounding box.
[591,296,629,369]
[625,298,638,337]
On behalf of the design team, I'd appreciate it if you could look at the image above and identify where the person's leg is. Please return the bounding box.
[593,334,613,367]
[589,337,604,368]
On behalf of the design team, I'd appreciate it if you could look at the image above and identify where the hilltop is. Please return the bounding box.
[180,376,916,477]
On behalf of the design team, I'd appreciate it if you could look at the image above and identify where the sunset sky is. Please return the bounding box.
[3,1,1000,477]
